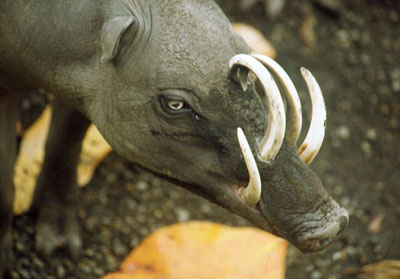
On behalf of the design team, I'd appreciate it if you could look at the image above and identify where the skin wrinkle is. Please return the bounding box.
[284,198,337,237]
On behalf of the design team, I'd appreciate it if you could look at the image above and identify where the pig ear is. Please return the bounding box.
[100,16,136,63]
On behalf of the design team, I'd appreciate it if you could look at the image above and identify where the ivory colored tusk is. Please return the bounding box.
[298,68,327,165]
[252,54,303,146]
[229,54,286,162]
[237,128,262,206]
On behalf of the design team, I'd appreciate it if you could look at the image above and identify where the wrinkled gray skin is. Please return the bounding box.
[0,0,348,277]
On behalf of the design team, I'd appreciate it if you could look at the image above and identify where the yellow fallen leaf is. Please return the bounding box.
[103,221,288,279]
[233,23,277,59]
[13,107,51,215]
[13,106,112,215]
[77,124,112,186]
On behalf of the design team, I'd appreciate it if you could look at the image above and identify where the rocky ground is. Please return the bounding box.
[12,0,400,278]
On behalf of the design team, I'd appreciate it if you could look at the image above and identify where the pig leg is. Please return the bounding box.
[0,94,17,279]
[31,99,90,258]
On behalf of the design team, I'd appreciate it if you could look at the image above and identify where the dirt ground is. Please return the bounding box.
[12,0,400,278]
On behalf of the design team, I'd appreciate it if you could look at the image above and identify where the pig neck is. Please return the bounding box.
[0,0,108,111]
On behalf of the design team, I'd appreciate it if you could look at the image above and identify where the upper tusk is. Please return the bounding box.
[230,54,286,163]
[237,127,262,207]
[298,67,327,165]
[252,54,303,146]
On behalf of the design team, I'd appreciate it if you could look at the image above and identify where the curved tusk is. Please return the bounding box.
[298,67,327,165]
[230,54,286,162]
[252,54,303,146]
[237,127,262,206]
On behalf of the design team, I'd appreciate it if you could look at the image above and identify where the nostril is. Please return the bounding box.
[309,238,332,251]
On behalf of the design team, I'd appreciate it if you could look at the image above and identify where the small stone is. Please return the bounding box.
[106,173,117,183]
[112,238,128,256]
[200,203,212,214]
[361,141,372,157]
[336,30,350,48]
[365,128,377,141]
[360,54,371,65]
[11,271,19,279]
[32,257,44,269]
[126,199,137,209]
[305,264,314,272]
[130,237,140,247]
[336,126,350,139]
[391,68,400,80]
[19,269,30,279]
[15,241,24,252]
[93,267,105,276]
[79,264,92,274]
[265,0,285,19]
[105,254,119,270]
[332,251,341,261]
[374,244,383,253]
[346,246,357,256]
[84,248,95,257]
[136,181,149,192]
[154,209,163,219]
[136,213,146,223]
[20,99,31,110]
[56,266,66,278]
[311,270,321,279]
[392,80,400,92]
[175,207,191,222]
[333,186,342,196]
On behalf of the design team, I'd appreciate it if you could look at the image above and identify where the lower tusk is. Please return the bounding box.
[237,127,262,207]
[298,68,327,165]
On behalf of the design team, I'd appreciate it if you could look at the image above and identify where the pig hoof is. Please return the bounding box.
[0,231,13,279]
[35,207,82,259]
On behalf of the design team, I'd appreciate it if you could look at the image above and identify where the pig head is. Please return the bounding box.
[87,0,348,252]
[1,0,348,252]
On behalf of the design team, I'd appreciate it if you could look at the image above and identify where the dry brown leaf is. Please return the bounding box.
[233,23,277,59]
[13,106,112,215]
[367,214,384,234]
[103,221,288,279]
[356,260,400,279]
[299,13,317,48]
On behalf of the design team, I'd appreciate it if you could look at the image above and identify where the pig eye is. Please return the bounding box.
[159,96,191,115]
[167,100,185,111]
